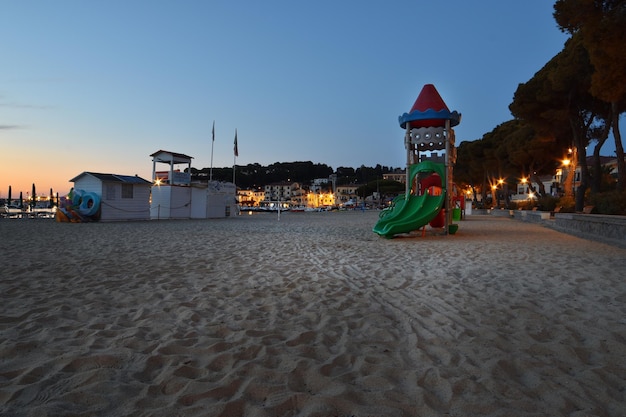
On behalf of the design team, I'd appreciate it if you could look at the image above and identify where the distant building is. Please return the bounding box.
[335,185,362,205]
[264,182,294,202]
[312,178,330,186]
[237,188,265,208]
[513,155,620,200]
[383,168,406,184]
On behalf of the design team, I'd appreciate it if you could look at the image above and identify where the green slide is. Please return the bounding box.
[372,161,446,238]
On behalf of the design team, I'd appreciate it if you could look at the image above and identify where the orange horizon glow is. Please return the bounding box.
[0,163,154,201]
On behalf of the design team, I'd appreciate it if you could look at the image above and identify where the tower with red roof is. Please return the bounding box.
[373,84,461,237]
[401,83,460,233]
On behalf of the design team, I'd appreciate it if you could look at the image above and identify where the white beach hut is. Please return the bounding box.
[69,172,152,221]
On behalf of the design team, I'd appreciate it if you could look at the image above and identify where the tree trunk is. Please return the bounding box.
[576,143,589,212]
[563,147,576,200]
[481,174,488,208]
[530,172,547,197]
[591,145,602,193]
[569,114,589,212]
[612,101,625,191]
[591,115,611,193]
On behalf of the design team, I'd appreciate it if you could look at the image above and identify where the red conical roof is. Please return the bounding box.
[410,84,450,113]
[398,84,461,129]
[406,84,449,128]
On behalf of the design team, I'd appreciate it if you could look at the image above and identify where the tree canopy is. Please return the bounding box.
[554,0,626,190]
[456,2,625,211]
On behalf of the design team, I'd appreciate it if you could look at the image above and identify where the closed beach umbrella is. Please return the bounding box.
[7,185,11,206]
[49,188,53,208]
[19,192,23,209]
[32,183,36,209]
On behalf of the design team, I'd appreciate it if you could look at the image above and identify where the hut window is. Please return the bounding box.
[122,184,134,199]
[105,184,116,200]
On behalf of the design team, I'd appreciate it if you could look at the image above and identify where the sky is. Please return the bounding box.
[0,0,594,197]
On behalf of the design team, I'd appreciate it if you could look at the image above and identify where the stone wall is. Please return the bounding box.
[552,212,626,248]
[471,209,626,249]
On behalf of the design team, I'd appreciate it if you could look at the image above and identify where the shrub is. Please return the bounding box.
[537,195,559,211]
[556,196,575,212]
[509,200,537,210]
[588,191,626,215]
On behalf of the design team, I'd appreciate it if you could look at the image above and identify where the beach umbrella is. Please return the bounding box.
[49,188,54,208]
[7,185,11,206]
[19,192,23,209]
[32,183,36,209]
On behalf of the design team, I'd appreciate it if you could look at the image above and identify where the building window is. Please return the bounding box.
[122,184,133,199]
[106,184,116,200]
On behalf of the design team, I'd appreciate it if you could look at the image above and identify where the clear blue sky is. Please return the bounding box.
[1,1,584,195]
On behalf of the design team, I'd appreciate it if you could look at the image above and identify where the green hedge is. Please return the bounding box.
[587,191,626,215]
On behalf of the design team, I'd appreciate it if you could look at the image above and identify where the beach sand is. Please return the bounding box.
[1,211,625,417]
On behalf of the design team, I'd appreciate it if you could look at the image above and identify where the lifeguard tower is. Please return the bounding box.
[150,150,237,219]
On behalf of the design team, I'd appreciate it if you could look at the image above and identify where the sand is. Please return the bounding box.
[1,211,625,417]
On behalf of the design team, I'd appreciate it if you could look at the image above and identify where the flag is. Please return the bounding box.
[234,129,238,157]
[212,121,215,142]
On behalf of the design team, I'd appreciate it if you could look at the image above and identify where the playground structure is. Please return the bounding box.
[373,84,461,238]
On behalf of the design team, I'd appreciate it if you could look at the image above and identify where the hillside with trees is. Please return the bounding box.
[190,162,401,190]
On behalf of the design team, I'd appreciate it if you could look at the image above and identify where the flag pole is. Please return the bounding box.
[210,120,215,181]
[233,128,238,185]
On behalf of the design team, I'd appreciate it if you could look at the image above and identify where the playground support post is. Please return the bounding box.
[444,119,451,234]
[404,125,411,197]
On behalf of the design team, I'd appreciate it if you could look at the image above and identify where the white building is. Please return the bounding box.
[335,184,361,205]
[264,182,294,202]
[149,150,237,219]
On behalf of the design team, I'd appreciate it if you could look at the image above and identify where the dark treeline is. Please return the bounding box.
[191,161,394,188]
[190,161,400,190]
